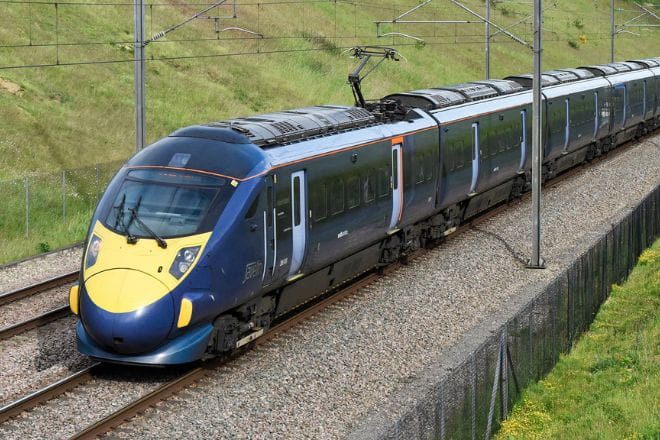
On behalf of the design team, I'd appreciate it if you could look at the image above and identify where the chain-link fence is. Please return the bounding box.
[0,160,124,263]
[351,185,659,440]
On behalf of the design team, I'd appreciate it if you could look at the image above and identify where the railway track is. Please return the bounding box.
[0,363,100,424]
[0,306,71,342]
[0,271,79,341]
[0,132,652,437]
[0,271,78,307]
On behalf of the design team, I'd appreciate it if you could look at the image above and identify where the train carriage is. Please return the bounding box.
[71,56,660,365]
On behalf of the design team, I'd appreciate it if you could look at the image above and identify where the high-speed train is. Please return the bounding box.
[70,56,660,365]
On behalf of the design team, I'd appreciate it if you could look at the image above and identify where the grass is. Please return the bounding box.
[495,239,660,440]
[0,0,659,263]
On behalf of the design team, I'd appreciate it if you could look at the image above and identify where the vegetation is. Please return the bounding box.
[0,0,658,263]
[496,240,660,440]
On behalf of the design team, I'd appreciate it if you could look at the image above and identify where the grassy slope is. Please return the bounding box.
[496,240,660,440]
[0,0,658,177]
[0,0,658,262]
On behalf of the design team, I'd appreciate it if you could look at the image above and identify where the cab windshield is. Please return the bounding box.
[104,169,231,239]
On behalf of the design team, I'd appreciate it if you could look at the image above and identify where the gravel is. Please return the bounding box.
[0,135,657,440]
[0,366,181,440]
[0,284,73,329]
[0,316,93,407]
[0,246,82,295]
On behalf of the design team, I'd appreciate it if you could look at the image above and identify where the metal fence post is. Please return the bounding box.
[470,354,476,440]
[501,328,508,421]
[95,164,100,203]
[24,176,29,237]
[62,169,67,223]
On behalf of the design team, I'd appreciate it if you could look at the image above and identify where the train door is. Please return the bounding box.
[469,122,480,194]
[262,176,276,286]
[593,92,599,140]
[389,140,403,230]
[288,170,307,277]
[519,110,528,171]
[563,98,570,153]
[642,79,647,118]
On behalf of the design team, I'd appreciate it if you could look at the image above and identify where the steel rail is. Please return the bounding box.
[0,363,101,424]
[0,306,72,341]
[0,271,79,306]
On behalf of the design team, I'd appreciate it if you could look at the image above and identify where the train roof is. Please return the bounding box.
[556,68,595,79]
[383,79,522,111]
[543,70,580,83]
[580,64,619,76]
[204,105,378,148]
[167,56,659,154]
[504,73,560,87]
[630,58,660,68]
[382,88,467,111]
[436,82,500,100]
[471,79,524,94]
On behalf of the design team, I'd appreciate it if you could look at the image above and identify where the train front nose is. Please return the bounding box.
[80,269,174,354]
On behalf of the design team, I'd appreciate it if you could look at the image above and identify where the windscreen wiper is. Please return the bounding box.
[113,194,138,244]
[129,207,168,249]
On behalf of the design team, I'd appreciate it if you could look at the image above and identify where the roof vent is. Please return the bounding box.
[436,82,499,101]
[382,89,466,111]
[208,105,376,147]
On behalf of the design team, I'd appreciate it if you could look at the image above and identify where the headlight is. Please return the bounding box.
[85,235,102,269]
[169,246,200,279]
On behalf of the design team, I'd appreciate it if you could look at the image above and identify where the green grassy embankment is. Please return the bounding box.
[496,239,660,440]
[0,0,659,263]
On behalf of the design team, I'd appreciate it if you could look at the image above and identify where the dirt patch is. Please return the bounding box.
[0,77,22,96]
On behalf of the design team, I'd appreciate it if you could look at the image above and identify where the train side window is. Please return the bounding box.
[424,154,433,181]
[363,172,376,203]
[267,186,273,227]
[377,168,389,197]
[293,176,301,227]
[456,139,465,169]
[329,180,344,215]
[245,193,260,219]
[311,183,327,222]
[414,157,424,184]
[346,176,360,209]
[392,150,399,190]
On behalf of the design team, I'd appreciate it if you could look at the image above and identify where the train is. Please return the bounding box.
[70,56,660,365]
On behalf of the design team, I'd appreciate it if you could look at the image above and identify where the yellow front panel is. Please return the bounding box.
[83,221,212,290]
[82,221,212,313]
[177,298,193,328]
[69,285,79,315]
[85,269,169,314]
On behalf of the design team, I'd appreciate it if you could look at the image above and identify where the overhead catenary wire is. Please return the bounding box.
[0,0,656,72]
[0,35,630,71]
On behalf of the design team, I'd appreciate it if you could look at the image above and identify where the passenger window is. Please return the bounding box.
[245,193,260,219]
[346,176,360,209]
[329,180,344,215]
[267,186,273,227]
[311,183,327,222]
[424,154,433,181]
[363,172,375,203]
[293,177,301,226]
[415,158,424,184]
[377,168,389,197]
[392,150,399,190]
